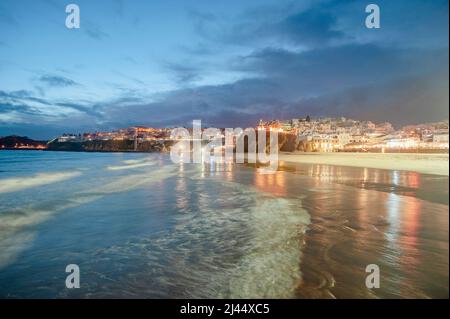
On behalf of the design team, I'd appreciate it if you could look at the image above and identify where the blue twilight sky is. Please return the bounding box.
[0,0,448,139]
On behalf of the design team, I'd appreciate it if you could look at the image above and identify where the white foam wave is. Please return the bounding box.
[0,165,177,268]
[95,165,176,194]
[71,178,310,299]
[227,197,310,298]
[122,159,148,165]
[0,195,102,268]
[0,172,81,194]
[106,162,155,171]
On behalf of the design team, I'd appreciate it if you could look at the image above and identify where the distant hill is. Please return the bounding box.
[0,135,47,149]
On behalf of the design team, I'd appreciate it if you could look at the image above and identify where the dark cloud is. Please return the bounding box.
[54,102,103,118]
[0,102,38,115]
[39,75,78,87]
[188,1,346,48]
[293,70,449,126]
[0,89,103,132]
[83,21,110,40]
[243,3,346,47]
[187,0,448,50]
[164,62,202,85]
[274,8,345,46]
[338,0,449,49]
[0,90,32,99]
[5,38,447,136]
[236,45,447,96]
[93,43,448,129]
[0,89,51,106]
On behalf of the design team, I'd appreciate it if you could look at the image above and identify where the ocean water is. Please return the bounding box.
[0,150,448,298]
[0,151,310,298]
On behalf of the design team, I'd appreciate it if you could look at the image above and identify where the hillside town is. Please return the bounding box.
[52,117,449,153]
[2,117,449,153]
[257,117,449,152]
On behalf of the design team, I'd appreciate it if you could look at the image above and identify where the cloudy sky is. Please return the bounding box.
[0,0,448,139]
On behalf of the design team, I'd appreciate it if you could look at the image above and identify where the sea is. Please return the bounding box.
[0,150,448,298]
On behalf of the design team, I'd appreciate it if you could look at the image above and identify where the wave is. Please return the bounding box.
[0,195,102,268]
[58,176,311,298]
[0,172,81,194]
[106,162,155,171]
[106,158,158,171]
[95,165,177,193]
[0,164,178,269]
[121,159,148,165]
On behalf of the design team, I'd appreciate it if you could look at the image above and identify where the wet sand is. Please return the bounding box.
[275,161,449,298]
[278,152,449,176]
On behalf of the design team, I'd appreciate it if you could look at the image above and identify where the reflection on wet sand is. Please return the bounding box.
[253,171,287,197]
[256,161,449,298]
[279,160,448,205]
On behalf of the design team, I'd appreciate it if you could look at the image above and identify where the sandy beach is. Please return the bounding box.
[278,152,449,176]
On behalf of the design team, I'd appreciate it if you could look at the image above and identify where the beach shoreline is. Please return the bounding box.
[278,152,449,176]
[4,149,448,176]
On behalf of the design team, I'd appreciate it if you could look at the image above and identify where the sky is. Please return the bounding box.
[0,0,448,139]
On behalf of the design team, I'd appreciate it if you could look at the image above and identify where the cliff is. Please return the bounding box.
[47,139,174,153]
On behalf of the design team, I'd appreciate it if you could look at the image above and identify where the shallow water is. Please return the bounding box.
[0,151,448,298]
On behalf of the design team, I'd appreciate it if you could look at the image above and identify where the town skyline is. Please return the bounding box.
[2,115,448,154]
